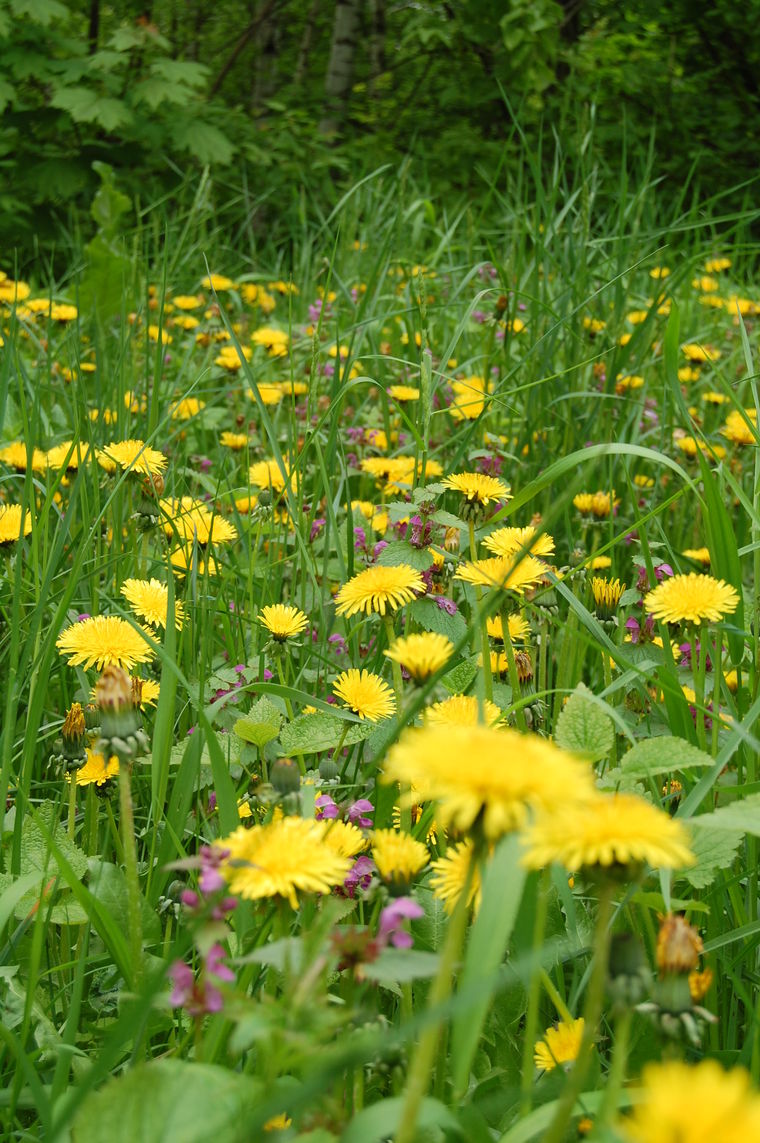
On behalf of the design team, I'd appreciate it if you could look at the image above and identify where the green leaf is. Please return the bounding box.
[132,77,193,111]
[375,540,433,571]
[689,793,760,835]
[234,697,282,748]
[361,948,440,984]
[50,86,133,130]
[408,596,467,642]
[679,824,744,889]
[71,1060,262,1143]
[87,860,161,945]
[450,834,526,1098]
[173,119,234,165]
[340,1096,463,1143]
[554,683,614,762]
[10,0,69,25]
[441,656,478,695]
[619,736,714,779]
[0,802,89,922]
[17,801,88,881]
[150,58,209,87]
[279,713,373,756]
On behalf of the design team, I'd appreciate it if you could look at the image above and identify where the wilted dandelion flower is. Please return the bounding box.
[56,616,154,671]
[644,573,739,625]
[484,525,554,559]
[442,472,511,505]
[216,817,351,909]
[334,564,425,617]
[121,578,184,629]
[521,793,694,874]
[430,840,482,913]
[101,439,167,478]
[425,694,502,727]
[0,503,33,544]
[371,829,428,885]
[454,554,545,593]
[617,1059,760,1141]
[534,1018,585,1072]
[383,724,594,841]
[259,604,309,641]
[333,669,395,721]
[385,632,453,681]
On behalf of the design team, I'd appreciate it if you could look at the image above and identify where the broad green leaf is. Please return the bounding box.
[10,0,69,25]
[679,824,744,889]
[340,1095,462,1143]
[234,697,282,748]
[375,540,433,571]
[554,682,614,762]
[50,86,133,130]
[71,1060,262,1143]
[279,712,373,756]
[173,119,234,165]
[409,595,467,642]
[87,860,161,945]
[690,793,760,835]
[441,656,478,695]
[361,948,440,984]
[132,77,192,111]
[450,834,526,1098]
[620,735,714,779]
[150,58,209,87]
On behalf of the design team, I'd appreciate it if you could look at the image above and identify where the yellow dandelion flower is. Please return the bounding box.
[246,383,283,406]
[644,573,739,625]
[430,840,482,914]
[682,343,720,363]
[251,327,289,356]
[521,792,695,873]
[56,616,154,671]
[573,490,618,518]
[425,694,502,727]
[485,614,530,644]
[678,366,701,382]
[248,458,294,494]
[322,819,368,858]
[484,525,554,559]
[650,266,670,279]
[682,547,711,565]
[215,817,351,909]
[101,439,167,478]
[534,1018,585,1072]
[171,396,205,420]
[0,441,48,472]
[371,829,428,884]
[442,472,511,505]
[454,554,546,593]
[383,724,594,842]
[172,294,203,310]
[705,257,731,272]
[388,384,420,401]
[385,632,453,682]
[590,577,625,615]
[220,431,249,450]
[46,441,91,470]
[66,747,119,787]
[169,547,220,577]
[258,604,309,641]
[722,408,757,446]
[334,564,425,617]
[333,668,395,721]
[263,1113,292,1132]
[161,497,238,546]
[215,345,252,370]
[201,274,234,291]
[120,578,184,629]
[0,503,33,543]
[617,1059,760,1142]
[448,375,488,421]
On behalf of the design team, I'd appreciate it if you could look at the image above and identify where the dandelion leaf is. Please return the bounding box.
[680,824,744,889]
[278,712,373,755]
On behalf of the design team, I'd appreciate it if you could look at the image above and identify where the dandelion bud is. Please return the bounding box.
[271,757,301,795]
[656,914,703,975]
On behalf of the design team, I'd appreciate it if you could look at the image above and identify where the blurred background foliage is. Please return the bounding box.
[3,0,759,256]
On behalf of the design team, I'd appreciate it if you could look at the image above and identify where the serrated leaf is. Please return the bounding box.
[150,58,209,87]
[132,76,190,110]
[71,1060,262,1143]
[680,824,744,889]
[689,793,760,835]
[408,596,466,642]
[20,802,88,881]
[87,860,161,944]
[10,0,69,26]
[441,656,478,695]
[555,683,614,762]
[50,86,133,130]
[234,697,281,748]
[173,119,234,165]
[620,736,714,779]
[278,712,373,755]
[375,540,433,571]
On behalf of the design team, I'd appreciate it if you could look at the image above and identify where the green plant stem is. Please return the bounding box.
[601,648,617,769]
[502,606,527,731]
[67,776,77,840]
[520,867,551,1114]
[117,762,143,990]
[394,846,476,1143]
[540,883,615,1143]
[692,624,708,750]
[383,611,410,831]
[598,1007,632,1128]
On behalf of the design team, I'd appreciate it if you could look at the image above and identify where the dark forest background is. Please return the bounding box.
[3,0,760,254]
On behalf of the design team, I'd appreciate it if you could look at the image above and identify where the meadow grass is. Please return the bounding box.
[3,147,760,1141]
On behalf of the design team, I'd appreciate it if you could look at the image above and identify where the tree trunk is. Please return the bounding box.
[319,0,362,135]
[295,0,322,86]
[87,0,100,54]
[368,0,385,95]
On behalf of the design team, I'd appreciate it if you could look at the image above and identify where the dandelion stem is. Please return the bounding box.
[520,867,551,1114]
[394,845,476,1143]
[118,762,143,989]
